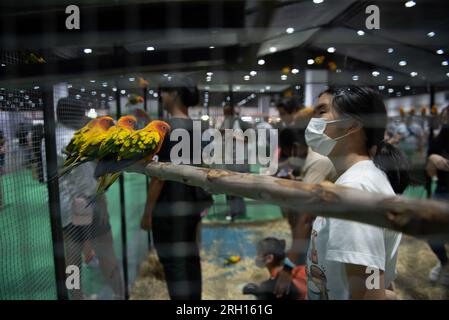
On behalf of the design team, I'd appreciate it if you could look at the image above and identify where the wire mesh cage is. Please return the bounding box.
[0,51,56,300]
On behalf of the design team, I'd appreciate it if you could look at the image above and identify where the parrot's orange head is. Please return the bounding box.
[147,120,171,137]
[97,116,115,130]
[117,115,137,130]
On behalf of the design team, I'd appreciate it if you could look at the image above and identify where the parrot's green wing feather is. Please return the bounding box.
[119,130,161,160]
[98,128,132,160]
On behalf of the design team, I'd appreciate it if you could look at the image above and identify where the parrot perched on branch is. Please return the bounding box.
[59,116,115,178]
[93,120,171,194]
[94,115,138,195]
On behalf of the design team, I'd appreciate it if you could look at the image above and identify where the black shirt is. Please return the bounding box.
[154,118,211,217]
[429,127,449,194]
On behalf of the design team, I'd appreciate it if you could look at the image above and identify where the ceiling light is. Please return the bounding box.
[146,46,155,51]
[295,85,301,90]
[209,46,215,49]
[447,73,449,77]
[244,75,250,81]
[336,69,342,73]
[352,75,359,81]
[83,48,92,54]
[442,61,448,66]
[378,85,385,90]
[286,27,294,34]
[206,77,212,82]
[269,46,277,53]
[90,79,95,83]
[235,86,241,91]
[201,115,210,121]
[357,30,365,36]
[399,60,407,66]
[129,77,135,82]
[33,86,40,90]
[206,72,213,77]
[327,47,336,53]
[427,31,436,38]
[436,49,444,55]
[291,68,299,74]
[405,1,416,8]
[307,59,315,65]
[388,88,394,93]
[410,71,418,77]
[313,0,324,3]
[265,86,271,90]
[153,93,158,98]
[112,87,117,92]
[387,75,393,81]
[258,59,265,65]
[281,75,287,80]
[388,48,394,54]
[250,70,257,76]
[120,90,126,95]
[372,71,380,77]
[102,82,108,87]
[405,85,411,90]
[80,87,85,92]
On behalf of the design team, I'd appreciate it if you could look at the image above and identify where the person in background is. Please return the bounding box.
[141,76,212,300]
[275,123,336,297]
[220,104,252,221]
[304,87,409,300]
[276,97,301,129]
[42,97,124,300]
[426,105,449,286]
[0,130,5,209]
[243,237,307,300]
[391,114,425,167]
[31,124,45,183]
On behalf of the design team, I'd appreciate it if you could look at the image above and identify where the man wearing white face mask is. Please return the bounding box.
[304,87,409,300]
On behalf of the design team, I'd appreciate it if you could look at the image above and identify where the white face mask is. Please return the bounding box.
[305,117,354,156]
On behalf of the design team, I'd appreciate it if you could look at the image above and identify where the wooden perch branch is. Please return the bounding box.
[128,162,449,239]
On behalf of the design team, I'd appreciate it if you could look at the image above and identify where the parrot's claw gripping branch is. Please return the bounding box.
[127,162,449,241]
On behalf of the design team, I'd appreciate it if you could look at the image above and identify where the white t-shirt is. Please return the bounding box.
[306,160,402,300]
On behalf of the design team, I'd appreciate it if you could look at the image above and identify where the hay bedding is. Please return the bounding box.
[130,219,449,300]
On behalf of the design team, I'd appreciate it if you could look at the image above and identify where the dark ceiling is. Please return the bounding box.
[0,0,448,101]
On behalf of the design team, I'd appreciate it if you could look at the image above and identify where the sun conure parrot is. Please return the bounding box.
[93,120,171,193]
[94,115,138,195]
[59,116,115,177]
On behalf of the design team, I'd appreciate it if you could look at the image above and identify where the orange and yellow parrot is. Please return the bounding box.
[94,115,138,195]
[93,120,171,195]
[59,116,115,177]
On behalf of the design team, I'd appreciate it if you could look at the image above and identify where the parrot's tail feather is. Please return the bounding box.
[58,158,86,178]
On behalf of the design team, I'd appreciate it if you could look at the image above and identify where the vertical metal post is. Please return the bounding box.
[116,84,129,299]
[426,85,436,198]
[143,87,150,192]
[143,87,153,249]
[228,84,234,108]
[157,87,163,119]
[42,86,69,300]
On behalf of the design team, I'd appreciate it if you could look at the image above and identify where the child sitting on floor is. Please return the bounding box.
[243,237,307,300]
